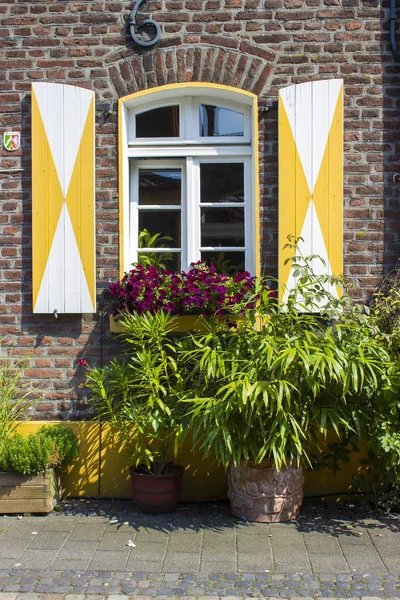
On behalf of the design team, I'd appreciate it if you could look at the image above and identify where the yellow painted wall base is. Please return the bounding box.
[15,422,368,501]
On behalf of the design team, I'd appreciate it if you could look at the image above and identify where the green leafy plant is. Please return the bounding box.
[38,425,79,466]
[85,311,186,475]
[205,252,245,275]
[1,433,55,475]
[353,265,400,511]
[0,346,36,463]
[137,229,175,269]
[181,242,400,472]
[0,426,79,475]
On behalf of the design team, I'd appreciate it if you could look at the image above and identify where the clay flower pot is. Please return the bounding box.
[227,460,304,522]
[130,463,184,514]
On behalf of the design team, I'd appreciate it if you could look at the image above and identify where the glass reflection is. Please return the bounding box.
[200,163,244,204]
[139,169,181,206]
[138,210,181,247]
[201,207,245,247]
[201,251,245,274]
[136,105,179,138]
[199,105,244,137]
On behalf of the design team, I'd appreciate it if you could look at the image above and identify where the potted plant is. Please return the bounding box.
[84,311,188,513]
[0,425,79,514]
[0,347,79,514]
[181,247,400,522]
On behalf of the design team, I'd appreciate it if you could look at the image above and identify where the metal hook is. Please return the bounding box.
[393,173,400,184]
[53,309,58,319]
[128,0,161,47]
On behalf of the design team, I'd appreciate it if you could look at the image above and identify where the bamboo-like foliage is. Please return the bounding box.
[181,244,400,470]
[0,346,36,462]
[86,242,400,479]
[359,264,400,509]
[85,311,185,475]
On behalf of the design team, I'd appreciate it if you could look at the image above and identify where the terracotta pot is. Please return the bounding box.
[227,460,304,523]
[130,463,184,514]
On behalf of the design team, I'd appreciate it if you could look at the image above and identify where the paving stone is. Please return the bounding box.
[57,541,98,561]
[0,540,31,560]
[0,500,398,600]
[49,560,90,571]
[96,533,136,552]
[135,530,170,542]
[125,562,164,573]
[308,552,348,573]
[200,562,236,574]
[340,546,387,574]
[16,586,35,593]
[15,550,57,570]
[69,524,107,541]
[89,551,129,571]
[168,535,202,553]
[4,524,45,540]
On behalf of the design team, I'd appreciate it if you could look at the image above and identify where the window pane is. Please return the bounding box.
[138,210,181,247]
[199,105,244,137]
[200,163,244,204]
[201,207,245,247]
[139,169,181,206]
[201,251,245,274]
[136,106,179,138]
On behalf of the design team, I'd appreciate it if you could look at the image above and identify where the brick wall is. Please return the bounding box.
[0,0,399,419]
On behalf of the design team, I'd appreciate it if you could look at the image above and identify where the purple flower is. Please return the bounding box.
[110,261,261,319]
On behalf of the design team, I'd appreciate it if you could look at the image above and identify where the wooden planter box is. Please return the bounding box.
[0,469,61,514]
[110,314,253,334]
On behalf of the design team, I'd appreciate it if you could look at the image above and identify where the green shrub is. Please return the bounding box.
[181,243,400,473]
[355,265,400,511]
[37,425,79,466]
[0,426,79,475]
[1,433,54,475]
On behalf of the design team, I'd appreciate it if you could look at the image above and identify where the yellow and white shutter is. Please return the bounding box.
[32,82,95,314]
[278,79,343,300]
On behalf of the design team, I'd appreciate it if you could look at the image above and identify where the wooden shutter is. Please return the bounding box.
[278,79,343,300]
[32,83,95,314]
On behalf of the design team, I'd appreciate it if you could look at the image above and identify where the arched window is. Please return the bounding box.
[119,84,259,275]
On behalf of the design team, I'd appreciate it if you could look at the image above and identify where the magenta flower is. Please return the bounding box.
[109,261,264,319]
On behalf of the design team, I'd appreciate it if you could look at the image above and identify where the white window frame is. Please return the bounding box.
[130,156,253,273]
[127,96,251,146]
[119,84,259,277]
[130,158,187,268]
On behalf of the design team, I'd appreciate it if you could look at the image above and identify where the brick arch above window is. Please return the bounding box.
[107,44,274,99]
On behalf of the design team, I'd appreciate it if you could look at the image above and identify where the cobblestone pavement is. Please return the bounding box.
[0,499,398,598]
